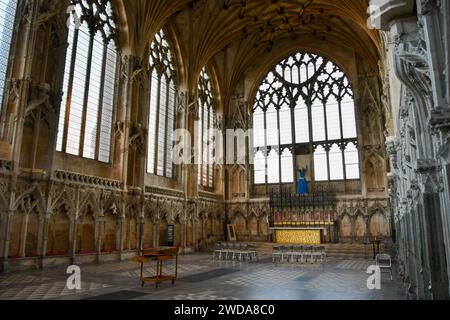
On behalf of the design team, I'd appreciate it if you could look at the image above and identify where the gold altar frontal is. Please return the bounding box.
[273,229,322,245]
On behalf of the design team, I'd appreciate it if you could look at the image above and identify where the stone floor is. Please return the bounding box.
[0,254,405,300]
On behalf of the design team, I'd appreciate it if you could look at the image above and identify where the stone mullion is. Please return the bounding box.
[119,56,135,190]
[192,216,197,251]
[69,215,77,263]
[19,213,29,258]
[180,219,187,253]
[38,213,49,263]
[1,210,14,269]
[203,217,208,244]
[417,160,450,299]
[153,218,159,248]
[118,216,124,257]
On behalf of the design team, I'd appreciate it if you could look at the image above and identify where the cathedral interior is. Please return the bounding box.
[0,0,449,301]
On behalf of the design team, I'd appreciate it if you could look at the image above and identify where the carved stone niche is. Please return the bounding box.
[416,159,444,193]
[429,107,450,164]
[368,0,416,30]
[386,136,399,169]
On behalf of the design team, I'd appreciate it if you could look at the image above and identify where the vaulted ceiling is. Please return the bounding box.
[117,0,382,95]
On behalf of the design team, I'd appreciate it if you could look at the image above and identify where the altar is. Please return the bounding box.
[271,227,328,245]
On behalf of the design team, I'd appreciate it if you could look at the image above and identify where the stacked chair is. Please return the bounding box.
[272,245,326,264]
[213,242,258,262]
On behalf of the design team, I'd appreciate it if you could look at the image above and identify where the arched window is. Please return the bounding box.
[0,0,18,113]
[197,67,216,189]
[147,29,177,178]
[56,0,119,163]
[253,52,360,185]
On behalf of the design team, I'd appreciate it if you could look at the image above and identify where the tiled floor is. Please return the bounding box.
[0,254,405,300]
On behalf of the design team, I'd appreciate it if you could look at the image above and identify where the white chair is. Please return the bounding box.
[213,243,223,261]
[376,253,393,281]
[272,246,283,263]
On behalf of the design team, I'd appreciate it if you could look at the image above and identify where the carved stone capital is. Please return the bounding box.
[416,159,444,193]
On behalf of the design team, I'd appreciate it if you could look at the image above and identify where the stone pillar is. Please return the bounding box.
[180,219,187,254]
[138,216,144,254]
[153,221,159,248]
[192,217,197,251]
[69,215,77,263]
[95,215,101,262]
[417,159,450,299]
[1,210,14,271]
[117,216,124,258]
[19,213,29,258]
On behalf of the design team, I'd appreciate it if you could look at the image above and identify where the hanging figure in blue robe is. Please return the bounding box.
[297,166,309,195]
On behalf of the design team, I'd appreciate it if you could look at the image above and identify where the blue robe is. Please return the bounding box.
[297,170,309,195]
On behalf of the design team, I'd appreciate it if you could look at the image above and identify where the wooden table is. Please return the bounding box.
[133,247,179,288]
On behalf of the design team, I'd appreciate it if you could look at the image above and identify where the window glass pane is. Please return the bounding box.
[254,150,266,184]
[147,70,159,174]
[83,31,104,159]
[345,142,360,179]
[281,149,293,183]
[326,95,341,140]
[166,81,176,178]
[329,144,344,180]
[294,97,309,143]
[267,149,280,184]
[266,106,278,146]
[253,109,265,148]
[197,105,203,182]
[57,23,75,152]
[157,77,168,176]
[98,41,116,163]
[279,104,292,145]
[314,146,328,181]
[311,99,326,142]
[66,22,90,156]
[0,0,17,113]
[341,98,357,138]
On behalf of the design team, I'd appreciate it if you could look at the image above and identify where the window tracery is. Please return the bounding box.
[197,67,216,189]
[56,0,119,163]
[147,29,177,178]
[253,52,360,185]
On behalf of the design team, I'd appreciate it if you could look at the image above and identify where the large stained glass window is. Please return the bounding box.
[253,52,360,185]
[197,67,216,189]
[56,0,118,163]
[0,0,18,113]
[147,30,177,178]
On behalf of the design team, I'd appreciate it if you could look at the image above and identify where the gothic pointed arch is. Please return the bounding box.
[252,51,360,186]
[56,0,120,163]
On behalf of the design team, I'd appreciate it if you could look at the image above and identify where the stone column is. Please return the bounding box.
[95,215,101,262]
[69,215,77,264]
[117,216,124,258]
[153,221,159,248]
[180,218,187,254]
[19,213,29,258]
[417,159,450,299]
